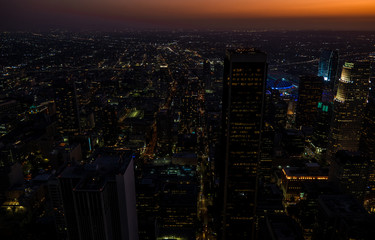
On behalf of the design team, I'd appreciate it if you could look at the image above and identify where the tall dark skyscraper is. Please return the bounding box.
[329,151,369,202]
[54,77,81,137]
[311,102,333,162]
[295,75,323,127]
[327,61,370,162]
[220,48,267,239]
[318,50,339,88]
[58,153,138,240]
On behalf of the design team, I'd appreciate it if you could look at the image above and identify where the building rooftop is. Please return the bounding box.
[59,150,132,192]
[318,194,367,217]
[282,166,328,179]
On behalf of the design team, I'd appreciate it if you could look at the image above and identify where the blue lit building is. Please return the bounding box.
[318,50,339,88]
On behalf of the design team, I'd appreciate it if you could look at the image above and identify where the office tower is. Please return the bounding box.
[137,162,198,239]
[311,102,333,162]
[136,178,159,240]
[54,77,81,137]
[282,129,305,158]
[295,75,323,127]
[58,152,138,240]
[318,50,339,88]
[327,61,370,161]
[361,91,375,212]
[329,151,369,202]
[220,48,267,239]
[362,54,375,212]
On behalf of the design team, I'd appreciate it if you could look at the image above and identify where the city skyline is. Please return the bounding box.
[1,28,375,239]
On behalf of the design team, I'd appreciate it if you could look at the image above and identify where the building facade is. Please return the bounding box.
[318,50,339,88]
[220,48,267,239]
[296,75,323,127]
[327,61,370,162]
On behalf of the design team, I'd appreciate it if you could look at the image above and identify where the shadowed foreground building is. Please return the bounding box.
[315,195,375,240]
[220,48,267,239]
[295,75,323,127]
[329,151,369,203]
[58,153,138,240]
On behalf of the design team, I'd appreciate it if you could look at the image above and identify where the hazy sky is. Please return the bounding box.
[2,0,375,30]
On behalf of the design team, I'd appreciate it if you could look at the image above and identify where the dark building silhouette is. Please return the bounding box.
[54,77,81,137]
[315,194,375,240]
[296,75,323,127]
[137,162,198,240]
[292,182,341,239]
[258,215,305,240]
[220,48,267,239]
[329,151,369,203]
[282,129,305,158]
[58,152,138,240]
[311,102,333,163]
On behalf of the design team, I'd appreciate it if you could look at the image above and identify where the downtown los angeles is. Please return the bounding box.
[1,1,375,240]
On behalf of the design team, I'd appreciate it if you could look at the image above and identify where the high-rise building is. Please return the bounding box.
[318,50,339,88]
[296,75,323,127]
[362,55,375,213]
[54,77,81,137]
[311,102,333,162]
[361,92,375,212]
[329,151,369,202]
[327,61,370,161]
[220,48,267,239]
[58,151,138,240]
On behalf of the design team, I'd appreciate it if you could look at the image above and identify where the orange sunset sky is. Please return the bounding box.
[1,0,375,30]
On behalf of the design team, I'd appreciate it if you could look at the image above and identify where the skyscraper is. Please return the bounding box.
[54,77,81,137]
[220,48,267,239]
[295,75,323,127]
[58,152,138,240]
[361,88,375,212]
[329,151,369,202]
[318,50,339,88]
[311,102,333,162]
[327,61,370,162]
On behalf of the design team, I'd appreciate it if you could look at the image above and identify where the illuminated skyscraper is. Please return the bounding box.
[327,61,370,162]
[318,50,339,88]
[220,48,267,239]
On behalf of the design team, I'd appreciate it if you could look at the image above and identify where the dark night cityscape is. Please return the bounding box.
[1,1,375,240]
